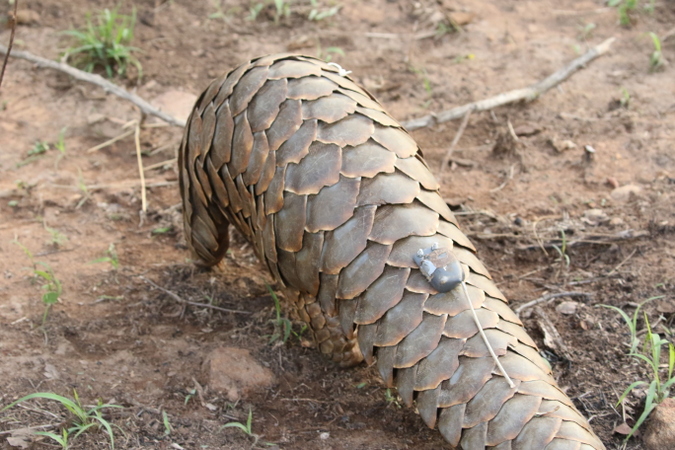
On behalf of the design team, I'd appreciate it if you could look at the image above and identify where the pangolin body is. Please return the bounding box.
[179,54,606,450]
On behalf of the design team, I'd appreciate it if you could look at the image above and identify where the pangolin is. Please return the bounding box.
[178,54,606,449]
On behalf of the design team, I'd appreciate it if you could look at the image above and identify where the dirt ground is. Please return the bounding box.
[1,0,674,449]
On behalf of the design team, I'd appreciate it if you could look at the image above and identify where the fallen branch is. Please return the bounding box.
[140,276,251,315]
[402,37,616,131]
[0,44,185,127]
[517,229,649,252]
[439,107,473,172]
[0,0,18,89]
[515,291,592,316]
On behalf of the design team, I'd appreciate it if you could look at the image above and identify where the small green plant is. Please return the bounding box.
[90,243,120,270]
[273,0,291,23]
[247,2,264,21]
[551,229,571,269]
[619,87,631,108]
[63,6,142,79]
[608,0,638,26]
[613,313,675,439]
[578,22,596,41]
[308,0,340,21]
[384,388,402,409]
[647,32,665,72]
[265,285,306,345]
[2,390,122,449]
[184,388,197,405]
[12,240,63,325]
[316,46,344,63]
[162,411,172,436]
[220,408,263,445]
[599,296,663,354]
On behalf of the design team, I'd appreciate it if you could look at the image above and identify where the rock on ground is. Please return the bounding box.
[644,398,675,450]
[202,347,275,402]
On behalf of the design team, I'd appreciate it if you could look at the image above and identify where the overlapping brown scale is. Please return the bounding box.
[321,205,376,274]
[235,176,254,219]
[338,298,357,338]
[267,59,322,79]
[437,220,475,251]
[498,352,552,382]
[276,118,317,166]
[336,242,392,300]
[375,345,397,386]
[206,159,229,209]
[405,270,439,295]
[356,322,378,364]
[484,297,522,325]
[340,140,397,178]
[371,125,419,159]
[369,204,439,245]
[229,112,254,177]
[387,235,454,269]
[426,283,485,316]
[437,356,496,408]
[461,421,488,449]
[354,266,410,325]
[320,70,370,96]
[219,164,243,213]
[497,319,538,349]
[317,272,339,316]
[546,439,582,450]
[229,66,269,116]
[247,78,288,133]
[417,385,441,428]
[266,99,303,151]
[337,87,385,111]
[395,366,417,407]
[555,422,605,448]
[356,107,400,128]
[416,189,458,225]
[460,329,517,358]
[438,405,466,446]
[302,94,357,123]
[212,63,249,109]
[513,416,563,450]
[463,377,520,428]
[255,148,276,196]
[486,394,543,446]
[287,76,337,100]
[356,172,420,206]
[317,114,374,147]
[193,161,213,203]
[243,131,269,187]
[512,341,554,374]
[467,272,507,301]
[210,100,234,168]
[413,337,464,390]
[443,308,500,339]
[374,290,426,346]
[196,73,227,115]
[394,312,447,367]
[199,103,218,158]
[264,166,286,215]
[539,400,592,427]
[274,192,306,252]
[454,246,492,279]
[294,232,323,296]
[284,142,341,195]
[305,176,360,233]
[394,156,440,191]
[277,249,301,290]
[517,380,574,408]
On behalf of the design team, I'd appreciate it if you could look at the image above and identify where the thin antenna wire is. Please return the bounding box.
[460,280,515,388]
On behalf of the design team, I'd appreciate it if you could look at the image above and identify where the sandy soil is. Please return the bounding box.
[1,0,674,449]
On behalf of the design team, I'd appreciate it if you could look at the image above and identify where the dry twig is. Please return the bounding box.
[440,107,474,172]
[515,291,592,316]
[402,38,616,130]
[140,276,251,315]
[0,44,184,127]
[0,0,18,89]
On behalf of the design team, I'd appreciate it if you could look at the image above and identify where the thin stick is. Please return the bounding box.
[515,291,592,316]
[402,38,616,131]
[460,280,515,388]
[86,129,135,153]
[144,158,177,171]
[440,107,473,172]
[140,276,251,315]
[133,120,147,212]
[0,44,185,127]
[0,0,18,89]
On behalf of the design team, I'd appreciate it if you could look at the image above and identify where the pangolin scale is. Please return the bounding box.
[179,53,605,450]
